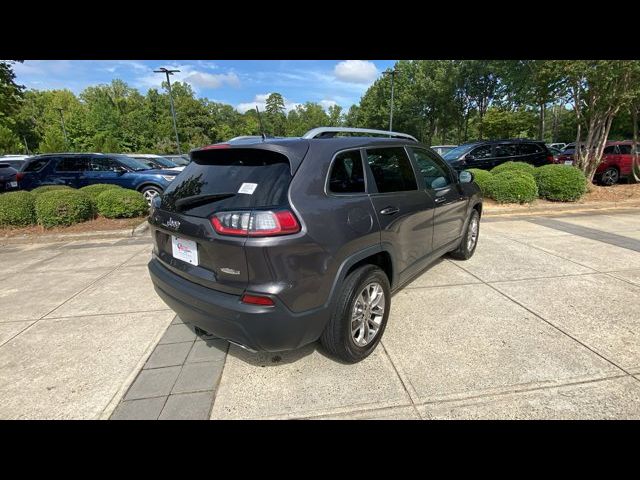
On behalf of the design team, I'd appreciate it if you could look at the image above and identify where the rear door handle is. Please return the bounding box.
[434,196,447,203]
[379,206,399,215]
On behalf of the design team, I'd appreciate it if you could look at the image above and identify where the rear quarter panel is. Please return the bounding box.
[245,146,381,313]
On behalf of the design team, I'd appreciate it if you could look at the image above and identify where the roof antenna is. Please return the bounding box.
[255,105,266,141]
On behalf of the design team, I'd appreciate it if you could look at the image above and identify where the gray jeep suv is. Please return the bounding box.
[148,127,482,363]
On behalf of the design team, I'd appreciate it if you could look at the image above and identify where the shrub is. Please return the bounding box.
[0,191,37,227]
[30,185,73,198]
[466,168,492,196]
[491,161,536,176]
[35,190,96,228]
[95,189,148,218]
[80,183,123,199]
[487,171,538,204]
[534,164,587,202]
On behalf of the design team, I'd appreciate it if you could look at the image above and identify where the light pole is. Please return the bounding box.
[154,67,182,154]
[56,108,68,149]
[383,68,397,132]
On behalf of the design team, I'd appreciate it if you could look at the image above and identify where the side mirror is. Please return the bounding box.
[464,153,475,162]
[459,170,474,184]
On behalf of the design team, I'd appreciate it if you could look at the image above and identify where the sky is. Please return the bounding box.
[13,60,397,113]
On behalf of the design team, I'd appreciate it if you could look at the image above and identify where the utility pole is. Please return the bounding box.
[383,68,397,132]
[154,67,182,154]
[56,108,69,150]
[56,107,68,149]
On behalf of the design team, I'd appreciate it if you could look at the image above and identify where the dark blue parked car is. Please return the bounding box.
[19,153,181,204]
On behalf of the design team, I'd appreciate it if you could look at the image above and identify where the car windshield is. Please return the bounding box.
[113,155,152,171]
[167,156,189,166]
[442,144,475,161]
[142,156,178,168]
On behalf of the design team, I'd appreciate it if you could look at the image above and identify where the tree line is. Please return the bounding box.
[1,60,639,180]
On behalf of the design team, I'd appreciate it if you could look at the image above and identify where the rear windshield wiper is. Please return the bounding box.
[175,192,236,211]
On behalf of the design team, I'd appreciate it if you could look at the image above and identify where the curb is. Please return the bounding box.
[132,220,150,237]
[483,200,640,218]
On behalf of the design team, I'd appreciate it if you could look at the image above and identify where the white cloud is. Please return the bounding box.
[236,93,301,114]
[320,99,338,110]
[135,64,240,91]
[333,60,379,84]
[183,71,240,89]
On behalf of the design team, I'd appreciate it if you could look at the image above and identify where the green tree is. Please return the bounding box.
[265,93,287,136]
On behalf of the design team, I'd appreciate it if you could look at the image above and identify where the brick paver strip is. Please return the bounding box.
[110,315,228,420]
[528,218,640,252]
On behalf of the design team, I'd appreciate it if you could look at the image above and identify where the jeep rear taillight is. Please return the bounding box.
[15,172,24,181]
[211,209,300,237]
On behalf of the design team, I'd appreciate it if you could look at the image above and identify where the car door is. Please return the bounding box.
[617,144,633,176]
[494,143,518,168]
[365,146,435,284]
[465,144,494,170]
[408,147,467,251]
[51,156,88,187]
[82,156,122,187]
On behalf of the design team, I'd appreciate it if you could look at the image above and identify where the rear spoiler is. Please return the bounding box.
[0,163,11,168]
[191,140,310,176]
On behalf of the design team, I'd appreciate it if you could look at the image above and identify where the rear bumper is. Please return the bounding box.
[148,257,330,352]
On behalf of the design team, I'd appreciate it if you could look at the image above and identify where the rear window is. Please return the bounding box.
[518,143,543,155]
[329,150,365,194]
[24,158,51,172]
[161,148,292,216]
[55,157,88,172]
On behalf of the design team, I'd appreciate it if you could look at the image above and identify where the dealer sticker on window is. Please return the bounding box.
[238,182,258,195]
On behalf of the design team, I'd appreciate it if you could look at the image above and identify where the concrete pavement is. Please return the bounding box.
[1,210,639,419]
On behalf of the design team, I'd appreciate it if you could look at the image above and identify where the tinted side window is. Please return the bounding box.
[329,150,365,194]
[518,143,542,155]
[618,145,632,155]
[90,157,118,171]
[55,157,88,172]
[471,145,492,159]
[366,147,417,193]
[409,148,452,190]
[495,144,517,157]
[24,158,50,172]
[603,146,616,154]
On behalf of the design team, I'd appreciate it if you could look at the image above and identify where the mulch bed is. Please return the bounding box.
[0,216,146,239]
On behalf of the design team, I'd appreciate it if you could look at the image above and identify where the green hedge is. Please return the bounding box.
[534,164,587,202]
[30,185,73,198]
[35,190,96,228]
[80,183,123,199]
[466,168,492,196]
[95,189,148,218]
[491,161,536,176]
[0,191,37,226]
[487,171,538,204]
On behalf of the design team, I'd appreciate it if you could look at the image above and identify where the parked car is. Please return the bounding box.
[548,143,566,150]
[442,139,554,171]
[163,154,190,167]
[547,146,563,159]
[19,153,181,203]
[128,154,185,172]
[430,145,457,156]
[0,162,20,192]
[147,127,482,363]
[555,141,640,185]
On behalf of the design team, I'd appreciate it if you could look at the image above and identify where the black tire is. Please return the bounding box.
[320,265,391,363]
[449,209,480,260]
[599,167,619,186]
[140,185,163,205]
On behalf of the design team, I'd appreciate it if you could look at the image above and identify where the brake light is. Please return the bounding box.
[211,209,301,237]
[15,172,24,181]
[546,155,554,163]
[241,294,275,306]
[201,143,230,150]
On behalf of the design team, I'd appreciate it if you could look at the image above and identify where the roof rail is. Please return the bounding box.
[302,127,418,142]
